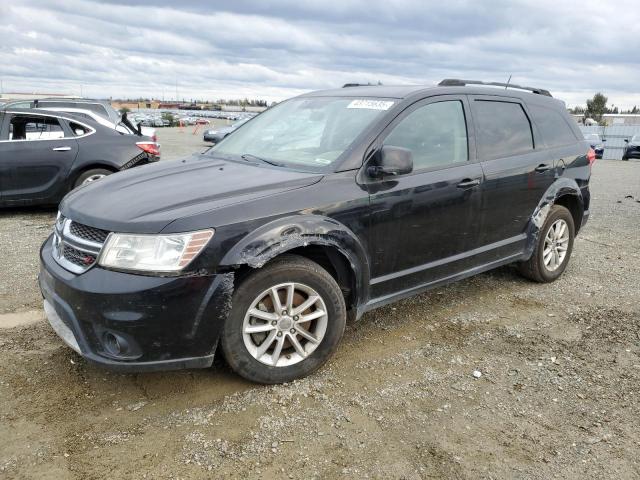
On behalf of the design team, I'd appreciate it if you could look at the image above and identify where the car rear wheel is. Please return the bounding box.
[518,205,575,283]
[74,168,112,188]
[221,254,346,384]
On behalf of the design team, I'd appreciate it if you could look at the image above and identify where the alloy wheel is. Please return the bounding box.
[242,282,328,367]
[81,173,106,185]
[543,219,570,272]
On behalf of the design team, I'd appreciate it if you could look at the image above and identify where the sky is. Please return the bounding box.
[1,0,639,108]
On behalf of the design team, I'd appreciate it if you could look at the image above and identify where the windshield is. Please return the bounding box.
[584,133,600,141]
[632,134,640,142]
[209,96,395,170]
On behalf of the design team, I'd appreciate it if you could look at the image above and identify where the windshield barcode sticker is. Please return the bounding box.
[347,99,395,111]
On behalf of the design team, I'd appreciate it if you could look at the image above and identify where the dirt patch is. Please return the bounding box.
[0,310,44,329]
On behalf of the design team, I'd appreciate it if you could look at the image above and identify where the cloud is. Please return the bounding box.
[1,0,639,107]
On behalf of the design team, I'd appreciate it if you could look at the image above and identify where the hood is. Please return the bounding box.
[61,154,323,233]
[208,126,234,134]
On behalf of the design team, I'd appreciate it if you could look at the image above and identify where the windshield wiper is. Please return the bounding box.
[241,153,284,167]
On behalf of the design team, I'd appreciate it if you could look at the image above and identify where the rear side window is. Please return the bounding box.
[473,100,533,159]
[528,104,578,147]
[8,115,65,141]
[383,100,468,169]
[68,121,91,136]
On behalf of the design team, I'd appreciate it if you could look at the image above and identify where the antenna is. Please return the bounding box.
[505,75,512,90]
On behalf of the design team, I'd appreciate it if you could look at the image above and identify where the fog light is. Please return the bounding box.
[103,332,125,356]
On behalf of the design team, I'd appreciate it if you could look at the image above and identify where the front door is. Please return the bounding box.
[0,113,78,203]
[363,96,484,300]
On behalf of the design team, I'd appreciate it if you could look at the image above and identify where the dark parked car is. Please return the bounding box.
[40,80,593,384]
[622,134,640,160]
[0,109,159,206]
[203,118,249,143]
[2,97,157,140]
[583,133,604,159]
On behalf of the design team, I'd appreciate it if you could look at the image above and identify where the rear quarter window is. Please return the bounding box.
[473,100,533,160]
[528,104,579,147]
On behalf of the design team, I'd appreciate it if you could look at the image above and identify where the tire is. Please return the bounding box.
[73,168,112,189]
[518,205,575,283]
[221,254,346,384]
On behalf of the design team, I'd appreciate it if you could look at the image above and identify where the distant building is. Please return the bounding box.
[157,102,182,109]
[111,100,160,110]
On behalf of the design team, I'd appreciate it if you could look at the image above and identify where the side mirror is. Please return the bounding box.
[602,138,606,142]
[367,145,413,178]
[624,139,629,143]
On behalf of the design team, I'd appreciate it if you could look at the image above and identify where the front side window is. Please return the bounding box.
[383,100,468,169]
[474,100,533,159]
[8,115,65,141]
[210,96,394,171]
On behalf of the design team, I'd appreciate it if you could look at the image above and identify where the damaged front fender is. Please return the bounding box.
[219,214,371,314]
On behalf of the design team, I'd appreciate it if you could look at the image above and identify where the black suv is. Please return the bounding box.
[39,80,594,383]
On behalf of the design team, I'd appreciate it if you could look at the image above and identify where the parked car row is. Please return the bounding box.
[128,111,256,128]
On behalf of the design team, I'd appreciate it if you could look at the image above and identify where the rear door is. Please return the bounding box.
[0,113,79,203]
[364,95,484,299]
[469,96,555,260]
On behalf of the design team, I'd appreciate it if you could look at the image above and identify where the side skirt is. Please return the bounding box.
[359,251,526,316]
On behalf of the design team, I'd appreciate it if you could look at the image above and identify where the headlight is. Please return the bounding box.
[98,229,214,272]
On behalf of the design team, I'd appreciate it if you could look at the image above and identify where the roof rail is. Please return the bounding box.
[342,83,378,88]
[438,79,552,97]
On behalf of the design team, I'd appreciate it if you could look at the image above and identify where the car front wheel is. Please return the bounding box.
[221,254,346,384]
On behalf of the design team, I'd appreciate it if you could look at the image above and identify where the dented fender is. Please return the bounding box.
[218,214,371,313]
[524,177,585,258]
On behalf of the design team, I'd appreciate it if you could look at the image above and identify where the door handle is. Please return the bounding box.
[534,164,552,173]
[52,146,71,152]
[456,178,481,189]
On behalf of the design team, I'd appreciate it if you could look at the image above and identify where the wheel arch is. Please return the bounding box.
[70,162,118,188]
[219,215,370,320]
[524,179,585,258]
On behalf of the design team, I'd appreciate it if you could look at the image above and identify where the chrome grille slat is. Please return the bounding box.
[52,215,110,274]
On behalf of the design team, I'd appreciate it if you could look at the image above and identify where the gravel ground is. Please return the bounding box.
[0,151,639,479]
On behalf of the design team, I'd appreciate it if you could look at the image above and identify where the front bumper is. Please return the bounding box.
[39,235,233,372]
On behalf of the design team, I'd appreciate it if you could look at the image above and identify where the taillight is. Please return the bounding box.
[587,147,596,166]
[136,142,160,157]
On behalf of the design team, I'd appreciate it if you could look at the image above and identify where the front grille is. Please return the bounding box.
[69,222,109,244]
[52,214,110,274]
[62,244,97,267]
